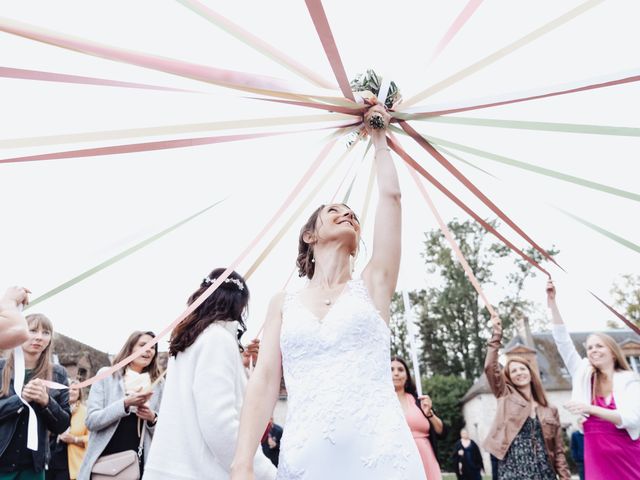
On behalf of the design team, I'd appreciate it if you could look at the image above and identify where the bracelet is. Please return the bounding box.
[375,147,391,154]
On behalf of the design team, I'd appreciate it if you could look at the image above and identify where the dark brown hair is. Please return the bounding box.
[504,356,549,407]
[111,330,161,382]
[296,205,324,279]
[169,268,249,356]
[1,314,54,398]
[391,356,419,398]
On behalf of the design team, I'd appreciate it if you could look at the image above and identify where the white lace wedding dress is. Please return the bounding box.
[277,279,427,480]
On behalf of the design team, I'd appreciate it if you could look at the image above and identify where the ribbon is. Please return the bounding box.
[424,134,640,203]
[436,145,498,178]
[398,120,562,270]
[304,0,355,101]
[403,155,498,318]
[402,291,423,398]
[0,114,354,150]
[590,293,640,336]
[0,17,343,103]
[339,140,372,204]
[12,346,39,450]
[0,66,197,93]
[396,70,640,118]
[553,208,640,254]
[386,133,551,278]
[248,96,364,115]
[415,115,640,137]
[428,0,484,64]
[27,198,226,309]
[176,0,335,89]
[402,0,604,107]
[0,125,355,165]
[43,134,341,390]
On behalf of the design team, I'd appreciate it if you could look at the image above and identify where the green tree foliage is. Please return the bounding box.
[608,274,640,328]
[422,375,473,471]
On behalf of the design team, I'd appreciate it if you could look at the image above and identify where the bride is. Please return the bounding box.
[231,102,426,480]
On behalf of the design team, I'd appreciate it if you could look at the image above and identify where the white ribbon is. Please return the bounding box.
[402,291,423,398]
[13,345,39,451]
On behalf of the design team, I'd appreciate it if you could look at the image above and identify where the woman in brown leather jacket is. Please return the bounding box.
[483,314,570,480]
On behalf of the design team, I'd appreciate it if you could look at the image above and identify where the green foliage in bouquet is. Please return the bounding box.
[349,69,402,109]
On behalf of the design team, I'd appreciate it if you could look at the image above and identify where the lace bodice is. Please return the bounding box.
[277,279,426,480]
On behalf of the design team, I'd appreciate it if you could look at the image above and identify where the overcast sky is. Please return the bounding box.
[1,0,638,353]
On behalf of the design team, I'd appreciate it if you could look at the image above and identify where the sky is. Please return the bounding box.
[1,0,639,353]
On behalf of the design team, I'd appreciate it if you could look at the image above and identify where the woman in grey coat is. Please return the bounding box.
[77,331,164,480]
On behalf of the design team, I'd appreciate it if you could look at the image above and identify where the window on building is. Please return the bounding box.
[627,356,640,373]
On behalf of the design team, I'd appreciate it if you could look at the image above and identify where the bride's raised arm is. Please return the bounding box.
[361,103,401,322]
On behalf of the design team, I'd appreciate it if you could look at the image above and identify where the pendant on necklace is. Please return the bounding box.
[324,299,331,306]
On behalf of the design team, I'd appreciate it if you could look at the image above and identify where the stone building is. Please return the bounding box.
[52,332,111,382]
[460,319,640,475]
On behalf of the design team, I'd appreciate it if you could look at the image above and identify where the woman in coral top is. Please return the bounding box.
[391,357,443,480]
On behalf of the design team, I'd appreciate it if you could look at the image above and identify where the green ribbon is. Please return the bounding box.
[27,198,227,308]
[416,116,640,137]
[416,132,639,203]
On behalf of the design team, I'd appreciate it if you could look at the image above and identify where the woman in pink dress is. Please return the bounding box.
[392,357,443,480]
[548,282,640,479]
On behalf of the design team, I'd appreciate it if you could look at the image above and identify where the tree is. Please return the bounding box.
[389,218,558,380]
[608,274,640,329]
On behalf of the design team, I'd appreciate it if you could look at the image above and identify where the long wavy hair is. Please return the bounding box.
[169,268,249,357]
[587,332,631,402]
[391,356,419,399]
[1,314,54,398]
[111,330,161,382]
[504,356,549,407]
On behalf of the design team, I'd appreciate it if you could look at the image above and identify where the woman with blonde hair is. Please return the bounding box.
[0,313,70,480]
[547,281,640,479]
[484,314,570,480]
[77,331,163,480]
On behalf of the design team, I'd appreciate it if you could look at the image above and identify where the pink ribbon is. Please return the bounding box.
[0,66,197,93]
[405,158,497,317]
[248,96,364,115]
[304,0,355,102]
[429,0,484,64]
[0,17,331,101]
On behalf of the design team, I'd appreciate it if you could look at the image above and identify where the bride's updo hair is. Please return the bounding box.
[296,205,325,279]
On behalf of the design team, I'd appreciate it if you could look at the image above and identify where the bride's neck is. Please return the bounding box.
[309,248,351,288]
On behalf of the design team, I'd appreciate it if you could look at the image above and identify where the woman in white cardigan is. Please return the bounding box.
[547,281,640,479]
[143,269,276,480]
